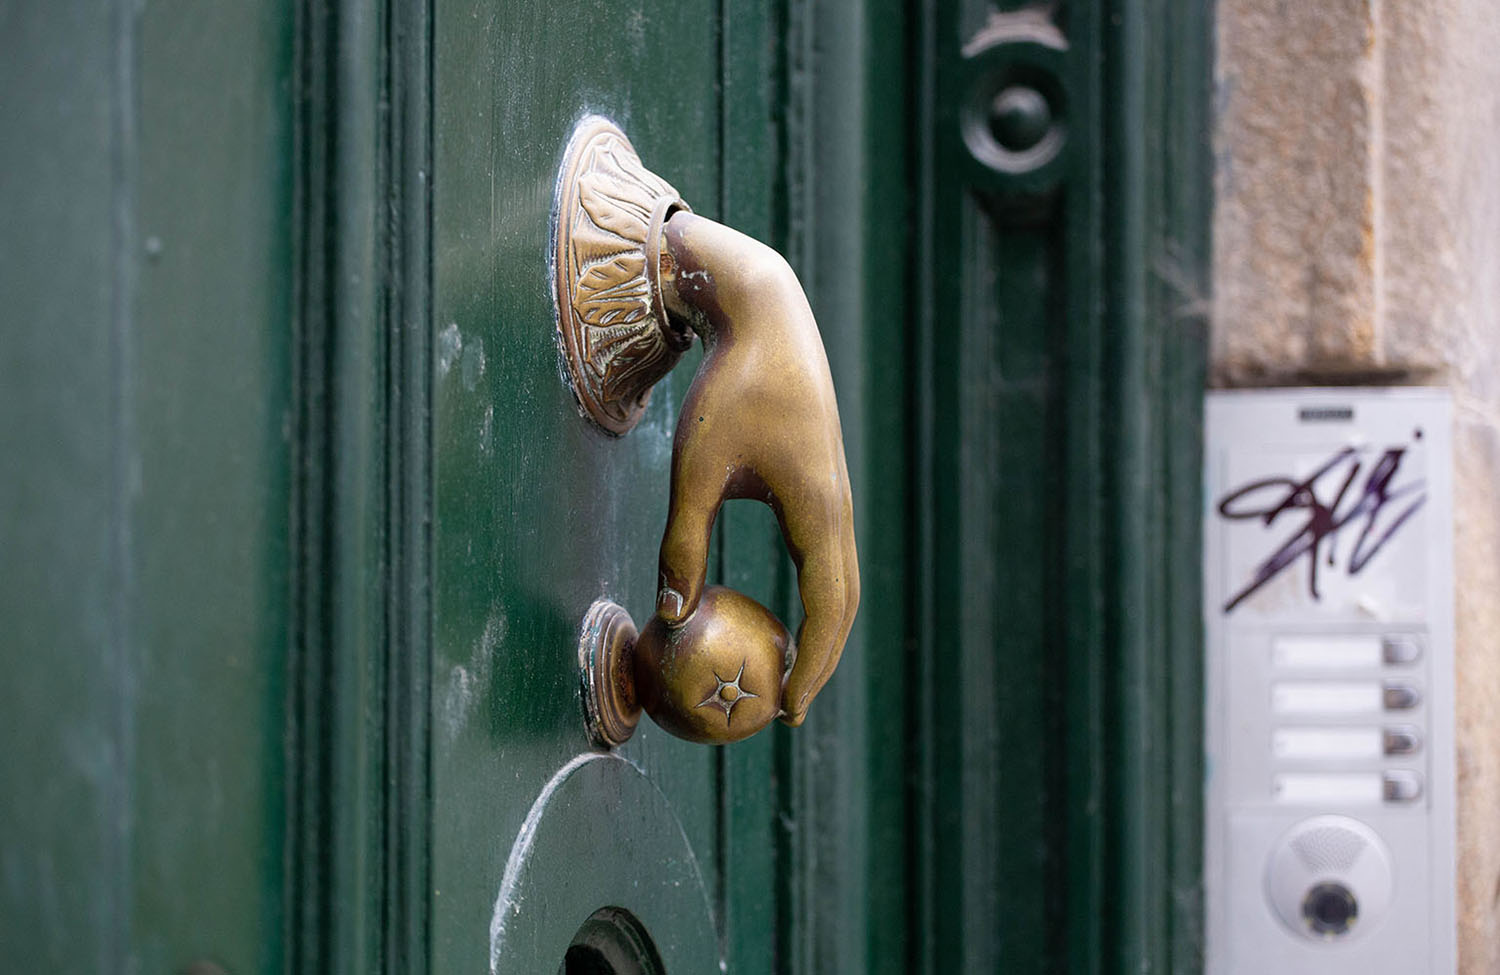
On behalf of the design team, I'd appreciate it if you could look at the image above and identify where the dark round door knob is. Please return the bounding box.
[988,86,1053,153]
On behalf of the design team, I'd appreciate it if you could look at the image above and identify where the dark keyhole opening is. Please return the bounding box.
[559,906,666,975]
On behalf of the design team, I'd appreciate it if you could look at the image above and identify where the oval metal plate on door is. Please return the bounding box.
[488,753,717,974]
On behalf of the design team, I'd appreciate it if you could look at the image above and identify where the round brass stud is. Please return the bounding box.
[578,599,642,748]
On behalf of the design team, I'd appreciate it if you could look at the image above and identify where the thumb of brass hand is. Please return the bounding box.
[651,213,860,726]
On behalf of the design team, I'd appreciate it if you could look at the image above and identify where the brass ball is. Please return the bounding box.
[632,586,790,744]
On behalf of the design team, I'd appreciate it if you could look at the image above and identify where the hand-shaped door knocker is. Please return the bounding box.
[555,116,859,746]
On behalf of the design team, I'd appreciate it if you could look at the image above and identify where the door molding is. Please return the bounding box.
[910,0,1212,971]
[287,0,434,971]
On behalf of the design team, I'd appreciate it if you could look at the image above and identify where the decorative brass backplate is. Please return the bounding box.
[553,117,691,435]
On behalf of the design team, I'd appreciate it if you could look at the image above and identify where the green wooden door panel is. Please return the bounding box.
[911,1,1210,972]
[430,2,725,970]
[1,0,294,971]
[129,2,294,969]
[1,3,126,968]
[760,2,914,972]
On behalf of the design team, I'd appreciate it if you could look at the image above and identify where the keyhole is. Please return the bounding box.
[558,907,665,975]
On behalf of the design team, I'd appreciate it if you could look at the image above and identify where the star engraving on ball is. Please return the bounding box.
[695,659,760,725]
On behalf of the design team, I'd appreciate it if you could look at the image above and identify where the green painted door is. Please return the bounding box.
[2,0,1213,972]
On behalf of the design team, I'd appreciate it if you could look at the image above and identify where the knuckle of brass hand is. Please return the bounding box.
[562,117,857,747]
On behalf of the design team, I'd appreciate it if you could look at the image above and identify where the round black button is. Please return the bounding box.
[1302,882,1359,936]
[987,86,1052,153]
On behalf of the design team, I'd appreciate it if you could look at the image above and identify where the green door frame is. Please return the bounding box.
[910,1,1212,972]
[286,0,433,970]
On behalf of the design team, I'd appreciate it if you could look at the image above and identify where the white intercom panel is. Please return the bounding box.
[1204,389,1455,974]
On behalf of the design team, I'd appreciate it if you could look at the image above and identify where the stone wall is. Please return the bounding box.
[1214,1,1500,970]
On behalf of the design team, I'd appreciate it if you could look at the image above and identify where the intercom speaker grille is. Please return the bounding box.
[1265,815,1395,943]
[1293,823,1369,875]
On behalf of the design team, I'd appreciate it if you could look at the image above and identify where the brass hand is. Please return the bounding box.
[557,117,859,745]
[652,212,860,726]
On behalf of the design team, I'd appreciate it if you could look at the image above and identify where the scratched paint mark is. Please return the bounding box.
[624,8,647,55]
[488,751,721,973]
[437,322,463,376]
[489,752,608,973]
[440,607,506,746]
[479,404,494,455]
[461,335,487,391]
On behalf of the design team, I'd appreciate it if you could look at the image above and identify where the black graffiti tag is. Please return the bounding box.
[1217,437,1426,613]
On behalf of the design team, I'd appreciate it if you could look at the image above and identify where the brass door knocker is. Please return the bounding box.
[556,116,859,746]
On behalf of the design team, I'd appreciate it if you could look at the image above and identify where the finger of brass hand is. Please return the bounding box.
[560,117,859,746]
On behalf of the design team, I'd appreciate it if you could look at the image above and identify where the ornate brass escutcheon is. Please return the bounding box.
[556,116,859,746]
